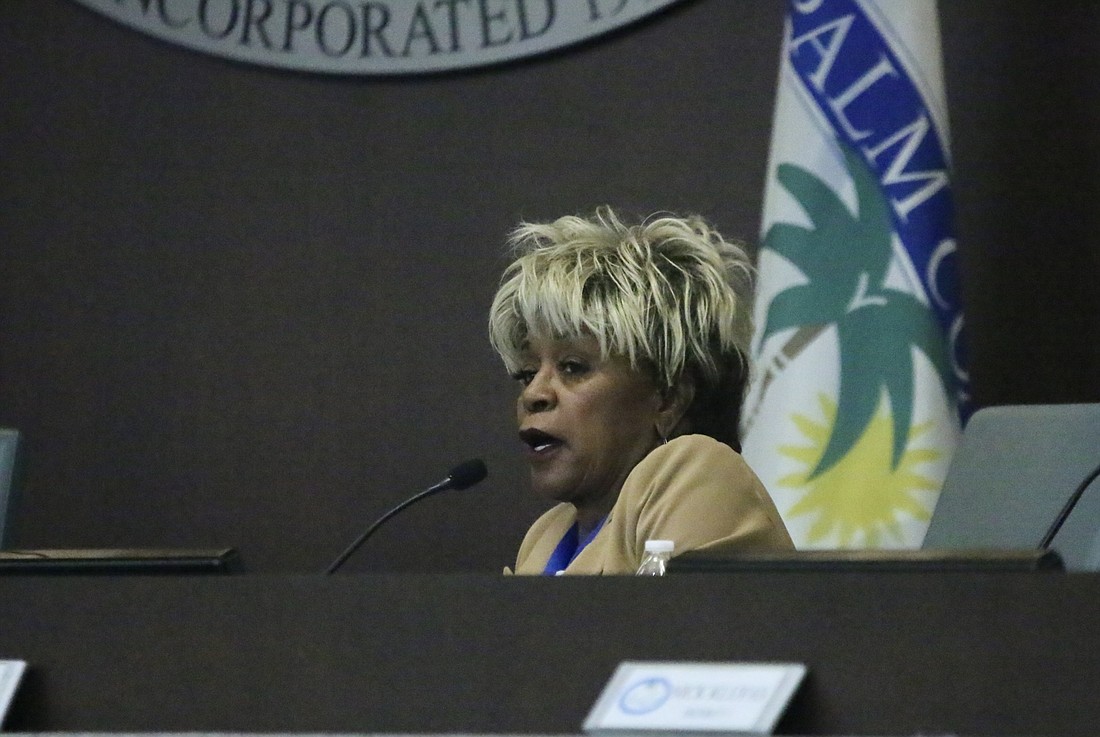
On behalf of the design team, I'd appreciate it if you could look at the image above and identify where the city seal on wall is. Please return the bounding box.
[70,0,686,75]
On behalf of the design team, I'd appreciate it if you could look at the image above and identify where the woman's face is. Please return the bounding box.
[513,333,665,520]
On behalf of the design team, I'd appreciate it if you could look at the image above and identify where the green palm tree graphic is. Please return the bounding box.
[758,143,952,478]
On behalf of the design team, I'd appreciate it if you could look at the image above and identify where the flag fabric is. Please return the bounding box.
[741,0,969,549]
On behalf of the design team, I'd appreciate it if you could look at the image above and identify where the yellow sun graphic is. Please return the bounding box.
[778,393,942,547]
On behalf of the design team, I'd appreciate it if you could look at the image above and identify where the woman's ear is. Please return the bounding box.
[656,373,696,440]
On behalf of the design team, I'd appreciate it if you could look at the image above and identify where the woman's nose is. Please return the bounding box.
[520,370,555,413]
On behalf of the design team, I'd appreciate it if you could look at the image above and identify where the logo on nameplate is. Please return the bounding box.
[584,661,806,735]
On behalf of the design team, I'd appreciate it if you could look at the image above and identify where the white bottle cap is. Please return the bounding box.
[644,539,674,554]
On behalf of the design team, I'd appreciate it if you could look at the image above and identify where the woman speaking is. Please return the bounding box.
[490,207,792,575]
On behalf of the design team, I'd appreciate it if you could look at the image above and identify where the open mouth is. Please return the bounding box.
[519,428,563,454]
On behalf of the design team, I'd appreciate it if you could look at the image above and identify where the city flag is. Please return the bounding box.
[741,0,969,548]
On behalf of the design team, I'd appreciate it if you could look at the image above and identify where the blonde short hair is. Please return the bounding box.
[488,206,754,401]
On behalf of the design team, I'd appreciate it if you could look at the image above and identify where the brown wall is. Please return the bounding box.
[1,0,1098,572]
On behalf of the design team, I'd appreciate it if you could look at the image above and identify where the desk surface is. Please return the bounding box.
[1,571,1098,735]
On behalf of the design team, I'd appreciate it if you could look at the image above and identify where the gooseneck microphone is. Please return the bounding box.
[325,458,488,574]
[1038,459,1100,551]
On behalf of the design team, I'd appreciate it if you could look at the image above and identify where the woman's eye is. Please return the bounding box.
[560,360,588,376]
[511,369,536,386]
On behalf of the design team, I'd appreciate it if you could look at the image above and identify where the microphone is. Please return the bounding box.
[1038,459,1100,551]
[325,458,488,574]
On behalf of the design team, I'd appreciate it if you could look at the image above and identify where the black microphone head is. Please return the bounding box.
[448,458,487,490]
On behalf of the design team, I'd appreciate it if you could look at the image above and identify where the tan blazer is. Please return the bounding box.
[509,434,793,575]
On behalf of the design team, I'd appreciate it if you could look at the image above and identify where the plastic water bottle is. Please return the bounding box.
[636,539,674,576]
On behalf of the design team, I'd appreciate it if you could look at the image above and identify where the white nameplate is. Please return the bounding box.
[584,661,806,735]
[0,660,26,726]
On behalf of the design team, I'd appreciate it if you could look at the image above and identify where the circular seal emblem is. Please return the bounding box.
[69,0,687,76]
[618,677,672,715]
